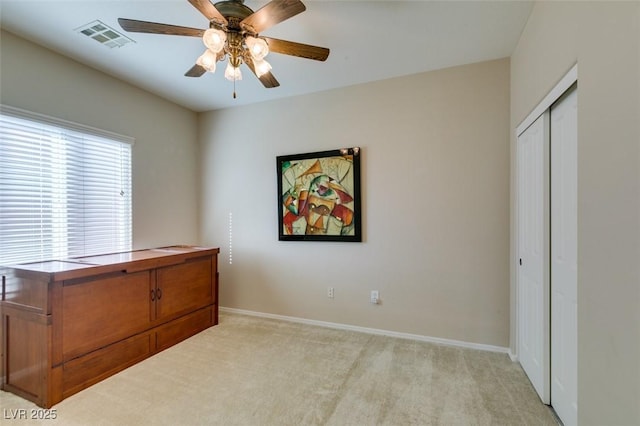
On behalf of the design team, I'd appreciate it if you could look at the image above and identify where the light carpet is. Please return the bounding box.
[1,312,558,425]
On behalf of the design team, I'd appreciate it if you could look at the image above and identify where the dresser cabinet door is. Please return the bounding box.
[62,270,153,361]
[155,257,212,322]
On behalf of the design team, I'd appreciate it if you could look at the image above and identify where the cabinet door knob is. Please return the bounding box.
[157,288,162,300]
[150,288,155,301]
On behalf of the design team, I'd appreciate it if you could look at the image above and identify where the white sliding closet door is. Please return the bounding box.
[550,87,578,426]
[517,112,550,404]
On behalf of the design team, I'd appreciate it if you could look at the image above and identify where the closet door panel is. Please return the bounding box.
[517,112,551,404]
[551,87,578,426]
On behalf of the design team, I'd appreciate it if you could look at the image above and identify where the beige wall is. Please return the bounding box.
[200,58,511,347]
[1,29,511,349]
[0,30,201,249]
[510,2,640,424]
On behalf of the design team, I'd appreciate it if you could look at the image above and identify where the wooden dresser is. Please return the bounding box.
[0,246,219,408]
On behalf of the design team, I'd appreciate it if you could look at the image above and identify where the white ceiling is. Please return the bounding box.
[0,0,533,112]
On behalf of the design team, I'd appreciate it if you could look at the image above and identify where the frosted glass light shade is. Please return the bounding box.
[253,58,272,77]
[224,62,242,81]
[196,50,217,72]
[203,28,226,53]
[245,36,269,61]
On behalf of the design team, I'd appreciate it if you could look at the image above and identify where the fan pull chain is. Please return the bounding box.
[233,78,237,99]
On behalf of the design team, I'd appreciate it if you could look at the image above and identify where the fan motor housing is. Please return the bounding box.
[214,0,254,26]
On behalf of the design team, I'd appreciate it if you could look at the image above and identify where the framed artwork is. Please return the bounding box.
[277,147,361,242]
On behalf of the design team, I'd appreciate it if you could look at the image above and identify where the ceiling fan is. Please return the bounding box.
[118,0,329,97]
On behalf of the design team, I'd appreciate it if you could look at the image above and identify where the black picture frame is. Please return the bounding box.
[277,148,362,242]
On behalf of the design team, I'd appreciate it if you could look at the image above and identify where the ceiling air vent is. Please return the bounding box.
[76,20,134,48]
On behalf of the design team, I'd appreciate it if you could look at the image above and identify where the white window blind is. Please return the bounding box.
[0,105,133,265]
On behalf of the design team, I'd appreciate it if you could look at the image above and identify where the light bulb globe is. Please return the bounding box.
[253,58,272,77]
[196,50,217,72]
[245,36,269,61]
[224,62,242,81]
[203,28,226,53]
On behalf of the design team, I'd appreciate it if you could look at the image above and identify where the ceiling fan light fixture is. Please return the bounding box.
[245,36,269,61]
[196,49,217,72]
[224,62,242,81]
[117,0,330,92]
[253,58,272,77]
[203,28,226,53]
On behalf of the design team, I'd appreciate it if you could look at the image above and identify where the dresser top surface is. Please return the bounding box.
[4,246,219,278]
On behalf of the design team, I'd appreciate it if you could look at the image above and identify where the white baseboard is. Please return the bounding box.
[220,307,509,355]
[508,350,518,362]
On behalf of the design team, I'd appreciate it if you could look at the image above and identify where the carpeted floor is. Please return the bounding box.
[1,313,558,425]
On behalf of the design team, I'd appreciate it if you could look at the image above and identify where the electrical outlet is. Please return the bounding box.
[370,290,379,304]
[328,287,334,299]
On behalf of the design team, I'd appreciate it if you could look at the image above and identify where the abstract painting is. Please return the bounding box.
[277,148,361,242]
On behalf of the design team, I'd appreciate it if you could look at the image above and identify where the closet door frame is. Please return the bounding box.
[516,65,578,138]
[514,63,578,400]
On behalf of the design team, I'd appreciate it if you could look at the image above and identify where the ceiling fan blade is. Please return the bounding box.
[240,0,305,34]
[118,18,205,37]
[263,37,329,61]
[188,0,228,25]
[185,64,207,77]
[245,57,280,88]
[256,70,281,89]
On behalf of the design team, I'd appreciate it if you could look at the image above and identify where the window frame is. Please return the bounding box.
[0,104,134,265]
